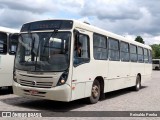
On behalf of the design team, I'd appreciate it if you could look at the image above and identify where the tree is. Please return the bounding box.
[135,36,145,44]
[150,44,160,59]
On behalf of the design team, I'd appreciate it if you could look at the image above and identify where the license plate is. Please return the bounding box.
[29,90,38,95]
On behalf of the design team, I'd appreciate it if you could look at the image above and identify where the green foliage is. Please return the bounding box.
[135,36,145,44]
[150,44,160,59]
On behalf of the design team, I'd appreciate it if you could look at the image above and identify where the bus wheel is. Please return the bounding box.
[134,75,141,91]
[8,86,13,93]
[87,80,100,104]
[155,67,159,70]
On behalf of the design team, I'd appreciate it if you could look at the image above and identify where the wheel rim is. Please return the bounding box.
[136,76,141,89]
[137,81,140,89]
[92,85,99,98]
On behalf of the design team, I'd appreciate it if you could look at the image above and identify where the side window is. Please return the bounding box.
[144,48,149,63]
[130,44,137,62]
[148,50,152,64]
[138,47,144,63]
[74,33,90,65]
[93,33,107,60]
[108,38,120,61]
[0,32,7,54]
[120,41,129,62]
[9,33,19,55]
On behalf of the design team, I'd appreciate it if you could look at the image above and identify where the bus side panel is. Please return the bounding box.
[130,63,144,86]
[106,61,130,92]
[71,83,85,100]
[0,54,14,87]
[152,64,159,70]
[84,81,93,98]
[71,63,91,100]
[152,64,155,70]
[119,62,131,88]
[143,63,152,83]
[71,60,108,100]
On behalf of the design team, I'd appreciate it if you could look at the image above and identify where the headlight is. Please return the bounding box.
[57,71,68,86]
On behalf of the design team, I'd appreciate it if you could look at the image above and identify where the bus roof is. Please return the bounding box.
[21,19,151,50]
[0,26,19,33]
[73,20,151,50]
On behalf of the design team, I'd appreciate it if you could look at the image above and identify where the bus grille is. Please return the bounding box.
[19,79,53,88]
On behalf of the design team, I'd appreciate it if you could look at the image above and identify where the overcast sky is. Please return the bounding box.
[0,0,160,45]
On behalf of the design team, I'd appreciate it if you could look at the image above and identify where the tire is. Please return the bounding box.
[8,86,13,93]
[133,75,141,91]
[155,67,159,70]
[87,80,100,104]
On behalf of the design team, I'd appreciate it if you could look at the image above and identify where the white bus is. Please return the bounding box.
[152,59,160,70]
[0,27,19,90]
[13,19,152,104]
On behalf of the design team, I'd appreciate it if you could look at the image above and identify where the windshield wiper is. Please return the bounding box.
[35,37,41,71]
[28,33,36,62]
[42,29,58,54]
[35,30,58,71]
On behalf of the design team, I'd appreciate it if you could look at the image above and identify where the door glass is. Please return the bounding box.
[74,33,90,65]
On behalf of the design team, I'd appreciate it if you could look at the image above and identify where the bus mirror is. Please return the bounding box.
[9,33,19,55]
[74,29,79,41]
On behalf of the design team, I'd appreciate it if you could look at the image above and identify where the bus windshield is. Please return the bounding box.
[15,31,71,72]
[153,60,159,64]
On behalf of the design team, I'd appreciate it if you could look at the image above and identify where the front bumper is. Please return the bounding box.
[13,81,71,102]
